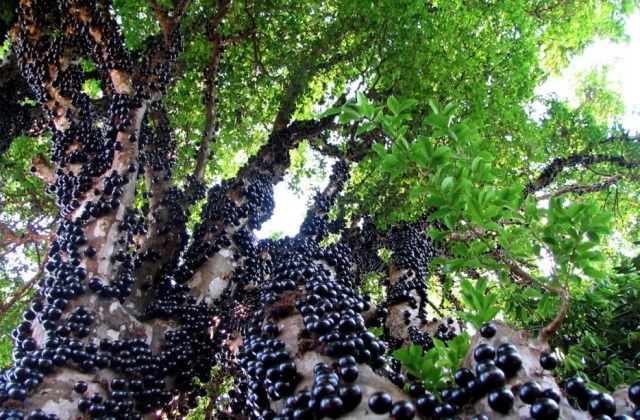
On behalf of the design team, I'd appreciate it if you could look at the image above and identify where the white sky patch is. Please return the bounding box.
[537,12,640,132]
[255,182,311,239]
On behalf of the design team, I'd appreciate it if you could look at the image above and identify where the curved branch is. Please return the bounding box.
[0,243,48,318]
[526,153,639,196]
[0,222,53,249]
[149,0,192,39]
[535,174,624,201]
[239,97,344,181]
[538,290,570,343]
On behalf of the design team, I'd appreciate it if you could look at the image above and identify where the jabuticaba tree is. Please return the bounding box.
[1,0,640,419]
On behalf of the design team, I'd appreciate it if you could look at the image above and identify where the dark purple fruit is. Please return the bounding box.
[448,387,470,406]
[454,367,475,387]
[73,381,88,394]
[432,403,455,418]
[588,393,616,417]
[416,394,437,416]
[474,343,496,362]
[541,387,562,403]
[496,343,518,356]
[496,351,522,377]
[465,378,487,400]
[519,381,542,404]
[320,395,345,418]
[338,384,362,410]
[579,388,601,411]
[475,359,497,376]
[530,397,559,420]
[480,322,496,338]
[408,383,425,398]
[478,367,506,390]
[390,401,416,420]
[338,365,358,383]
[488,387,514,414]
[565,376,587,399]
[368,391,393,414]
[539,352,558,370]
[628,380,640,406]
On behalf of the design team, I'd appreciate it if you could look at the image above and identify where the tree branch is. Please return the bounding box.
[191,34,222,183]
[0,222,53,249]
[539,290,570,343]
[535,174,624,200]
[28,153,55,185]
[239,96,345,181]
[465,226,570,343]
[599,132,640,145]
[0,244,48,318]
[149,0,192,38]
[526,153,639,196]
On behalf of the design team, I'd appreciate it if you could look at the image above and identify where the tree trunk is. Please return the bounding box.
[2,1,637,420]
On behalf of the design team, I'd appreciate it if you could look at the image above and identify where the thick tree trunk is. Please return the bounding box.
[3,2,638,420]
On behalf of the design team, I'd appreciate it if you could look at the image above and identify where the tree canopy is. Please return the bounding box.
[0,0,639,419]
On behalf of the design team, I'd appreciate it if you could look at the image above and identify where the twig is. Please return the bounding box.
[466,225,569,342]
[0,244,48,317]
[536,174,623,201]
[538,290,569,343]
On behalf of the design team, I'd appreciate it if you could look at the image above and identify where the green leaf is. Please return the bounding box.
[372,143,387,157]
[443,102,457,116]
[339,108,362,124]
[428,99,442,114]
[424,114,450,131]
[441,176,454,192]
[387,96,400,114]
[478,150,494,161]
[410,136,431,167]
[409,343,423,357]
[356,121,376,136]
[432,146,451,161]
[410,185,430,198]
[472,156,483,173]
[318,107,341,118]
[583,266,606,280]
[399,98,418,112]
[381,156,398,173]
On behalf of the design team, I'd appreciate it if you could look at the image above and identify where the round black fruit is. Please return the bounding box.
[628,380,640,406]
[416,394,437,417]
[519,381,542,405]
[588,393,616,417]
[488,387,514,414]
[368,391,393,414]
[390,401,416,420]
[530,397,559,420]
[539,352,558,370]
[565,376,587,399]
[474,343,496,362]
[480,322,496,338]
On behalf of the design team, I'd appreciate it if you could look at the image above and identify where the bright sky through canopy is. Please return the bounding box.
[537,12,640,132]
[256,11,640,239]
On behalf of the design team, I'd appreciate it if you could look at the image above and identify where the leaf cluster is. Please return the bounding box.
[393,333,470,397]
